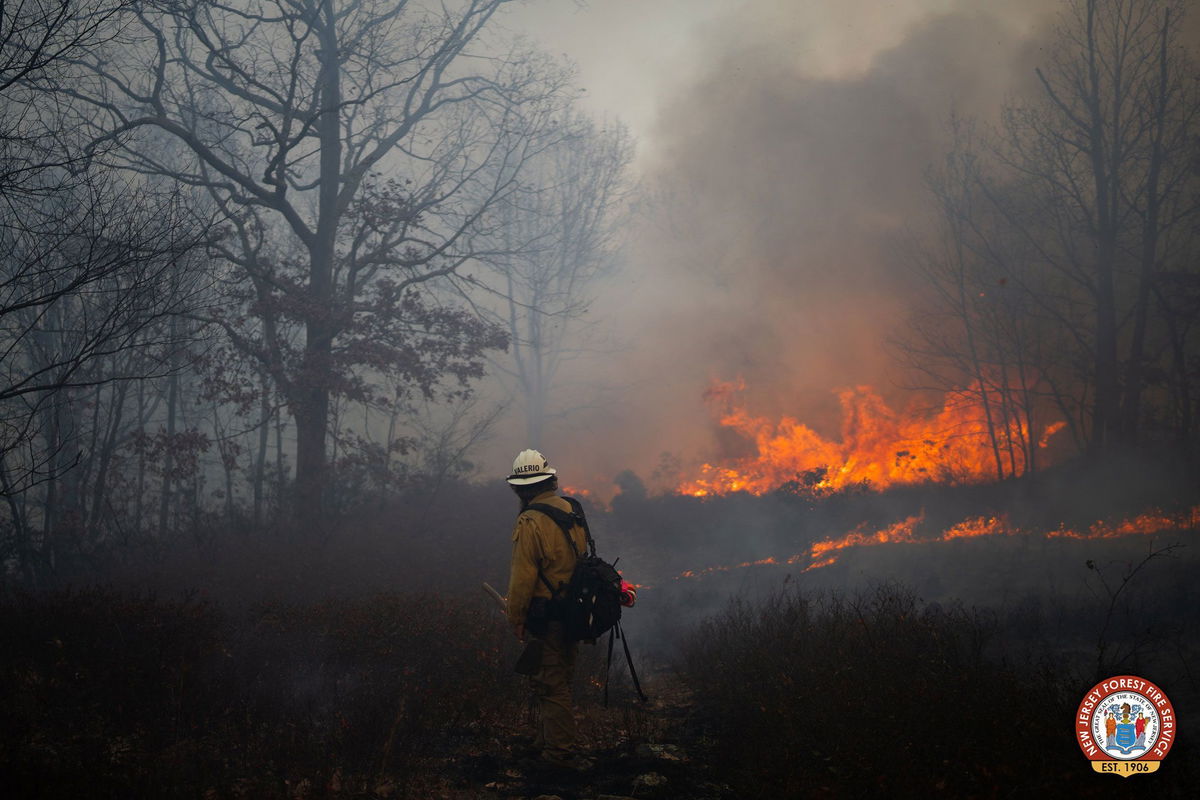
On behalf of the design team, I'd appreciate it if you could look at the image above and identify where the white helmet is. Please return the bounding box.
[506,448,557,485]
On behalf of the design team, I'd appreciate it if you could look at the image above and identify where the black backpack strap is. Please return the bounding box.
[529,497,597,555]
[523,497,603,607]
[523,501,581,598]
[563,497,598,557]
[561,501,600,556]
[527,501,588,558]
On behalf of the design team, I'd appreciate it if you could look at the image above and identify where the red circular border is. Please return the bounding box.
[1076,674,1177,762]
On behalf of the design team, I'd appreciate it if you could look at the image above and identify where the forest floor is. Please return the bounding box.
[431,674,733,800]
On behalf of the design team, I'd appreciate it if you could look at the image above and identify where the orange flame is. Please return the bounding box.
[943,516,1010,540]
[1047,507,1199,540]
[677,382,1061,497]
[677,556,781,581]
[806,514,925,570]
[672,505,1198,581]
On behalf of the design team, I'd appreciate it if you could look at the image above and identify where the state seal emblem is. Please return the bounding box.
[1076,675,1176,777]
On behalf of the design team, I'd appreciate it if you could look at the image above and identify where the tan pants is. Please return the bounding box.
[532,621,578,759]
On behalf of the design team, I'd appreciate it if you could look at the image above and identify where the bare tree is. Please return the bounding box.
[992,0,1200,453]
[898,117,1064,479]
[0,183,206,574]
[1118,6,1200,443]
[1,1,210,581]
[906,0,1200,462]
[0,1,125,91]
[46,0,575,527]
[477,113,634,446]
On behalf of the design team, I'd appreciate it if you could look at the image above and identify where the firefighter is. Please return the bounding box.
[505,448,594,772]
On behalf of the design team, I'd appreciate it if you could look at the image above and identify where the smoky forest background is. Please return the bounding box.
[2,1,1200,798]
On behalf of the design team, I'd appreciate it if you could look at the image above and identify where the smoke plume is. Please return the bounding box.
[503,0,1200,496]
[543,1,1061,492]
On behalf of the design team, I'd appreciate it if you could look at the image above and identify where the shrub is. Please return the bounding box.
[678,584,1084,797]
[0,588,521,798]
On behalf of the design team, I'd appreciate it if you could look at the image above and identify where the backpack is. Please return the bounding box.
[526,497,623,643]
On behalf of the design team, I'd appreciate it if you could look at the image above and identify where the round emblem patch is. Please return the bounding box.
[1076,675,1176,777]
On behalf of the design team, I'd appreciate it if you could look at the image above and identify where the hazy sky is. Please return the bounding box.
[502,0,729,160]
[503,0,1047,160]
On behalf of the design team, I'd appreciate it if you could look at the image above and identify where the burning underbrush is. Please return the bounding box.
[676,379,1067,497]
[609,450,1199,588]
[671,504,1200,577]
[601,450,1200,698]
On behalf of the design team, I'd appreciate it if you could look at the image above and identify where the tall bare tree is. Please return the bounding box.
[899,117,1064,480]
[47,0,575,526]
[992,0,1200,453]
[908,0,1200,463]
[478,113,633,446]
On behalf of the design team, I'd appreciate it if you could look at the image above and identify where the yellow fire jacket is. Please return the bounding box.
[506,491,587,627]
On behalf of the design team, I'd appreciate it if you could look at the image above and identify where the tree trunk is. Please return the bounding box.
[1092,252,1121,454]
[1082,0,1121,455]
[39,388,63,579]
[211,401,235,521]
[0,452,32,585]
[292,0,342,531]
[997,368,1021,477]
[158,353,178,539]
[79,382,104,525]
[1157,283,1194,453]
[253,372,270,527]
[134,379,149,535]
[1120,8,1172,443]
[1013,337,1038,477]
[88,379,129,541]
[949,195,1005,480]
[275,400,286,515]
[525,373,546,448]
